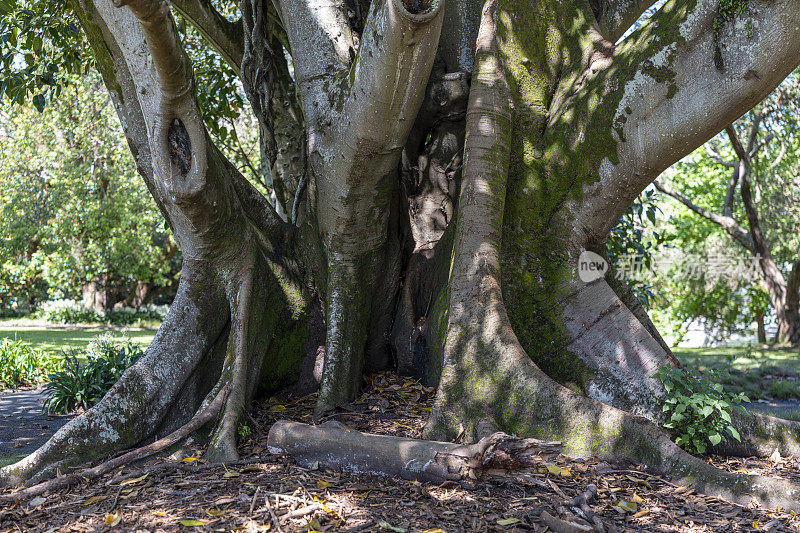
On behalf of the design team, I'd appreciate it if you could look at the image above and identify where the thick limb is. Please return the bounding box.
[170,0,244,72]
[277,0,445,413]
[573,0,800,243]
[0,0,305,485]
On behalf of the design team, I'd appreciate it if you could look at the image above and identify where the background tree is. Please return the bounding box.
[3,0,800,509]
[654,73,800,345]
[0,72,178,310]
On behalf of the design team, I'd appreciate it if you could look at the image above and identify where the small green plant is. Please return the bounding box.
[238,424,252,439]
[0,338,62,389]
[42,334,144,414]
[655,366,749,455]
[768,380,800,400]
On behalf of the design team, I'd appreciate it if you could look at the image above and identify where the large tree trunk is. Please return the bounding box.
[5,0,800,510]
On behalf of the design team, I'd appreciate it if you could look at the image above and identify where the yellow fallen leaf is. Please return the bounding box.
[317,480,331,490]
[180,519,205,527]
[182,457,198,464]
[83,495,106,506]
[268,404,286,412]
[153,511,167,517]
[420,407,431,412]
[618,500,637,513]
[545,465,572,478]
[422,530,445,533]
[633,509,649,518]
[497,517,521,526]
[631,493,644,503]
[105,511,122,526]
[223,470,240,478]
[12,444,24,448]
[119,473,148,486]
[206,510,227,517]
[753,521,760,530]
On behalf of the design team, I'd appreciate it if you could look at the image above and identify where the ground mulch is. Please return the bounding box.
[2,372,799,532]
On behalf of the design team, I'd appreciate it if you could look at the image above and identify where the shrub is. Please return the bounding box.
[35,300,101,324]
[768,380,800,400]
[104,305,168,326]
[34,300,168,326]
[654,366,749,455]
[0,308,32,319]
[0,338,62,389]
[42,334,144,414]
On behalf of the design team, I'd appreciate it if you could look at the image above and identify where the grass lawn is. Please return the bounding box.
[675,346,800,400]
[0,326,156,357]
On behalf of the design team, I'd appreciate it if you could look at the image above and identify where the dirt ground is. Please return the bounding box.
[2,372,800,532]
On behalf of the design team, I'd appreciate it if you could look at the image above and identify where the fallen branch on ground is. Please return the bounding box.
[267,420,562,485]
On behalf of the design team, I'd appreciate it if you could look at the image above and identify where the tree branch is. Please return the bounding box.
[594,0,660,42]
[276,0,354,129]
[787,256,800,312]
[575,0,800,242]
[722,164,739,218]
[726,125,747,161]
[84,0,287,246]
[171,0,244,74]
[653,180,754,252]
[770,140,787,170]
[114,0,192,98]
[704,143,736,167]
[749,132,774,159]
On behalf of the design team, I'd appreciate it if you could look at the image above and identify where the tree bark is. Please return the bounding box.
[5,0,800,511]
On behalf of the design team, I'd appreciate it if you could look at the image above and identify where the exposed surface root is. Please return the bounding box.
[722,408,800,458]
[0,269,230,486]
[268,420,562,485]
[0,386,227,503]
[7,378,800,532]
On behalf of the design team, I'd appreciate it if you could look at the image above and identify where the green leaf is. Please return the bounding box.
[720,410,731,423]
[709,433,722,446]
[32,93,45,112]
[728,426,741,442]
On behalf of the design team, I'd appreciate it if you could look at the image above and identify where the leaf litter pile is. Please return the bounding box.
[2,372,800,532]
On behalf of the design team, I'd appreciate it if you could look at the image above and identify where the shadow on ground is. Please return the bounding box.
[0,388,73,466]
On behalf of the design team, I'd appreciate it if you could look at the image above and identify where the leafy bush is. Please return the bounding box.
[768,380,800,400]
[654,366,749,455]
[104,305,168,326]
[0,338,62,389]
[0,308,32,319]
[34,300,168,326]
[42,334,144,414]
[35,300,101,324]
